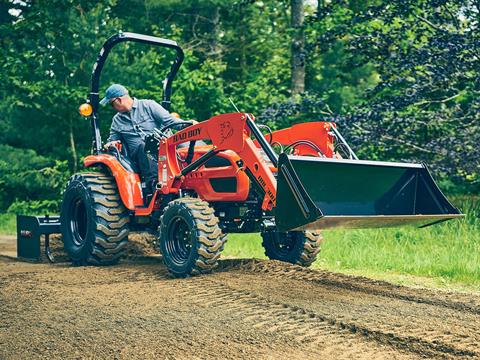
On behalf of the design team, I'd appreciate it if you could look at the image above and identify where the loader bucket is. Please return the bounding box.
[275,153,462,232]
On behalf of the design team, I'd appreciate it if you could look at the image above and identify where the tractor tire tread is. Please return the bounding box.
[261,230,322,268]
[159,197,227,277]
[92,196,120,208]
[295,231,323,267]
[95,209,120,222]
[62,171,129,266]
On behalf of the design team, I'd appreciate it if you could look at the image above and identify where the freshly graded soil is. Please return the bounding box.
[1,236,479,359]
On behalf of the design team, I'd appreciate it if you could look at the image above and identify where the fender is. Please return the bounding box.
[84,154,144,210]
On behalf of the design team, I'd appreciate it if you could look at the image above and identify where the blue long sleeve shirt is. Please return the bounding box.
[107,98,188,154]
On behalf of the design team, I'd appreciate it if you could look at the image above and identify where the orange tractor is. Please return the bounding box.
[61,32,461,277]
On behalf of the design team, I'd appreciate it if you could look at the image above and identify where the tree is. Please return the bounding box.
[291,0,305,95]
[309,0,480,188]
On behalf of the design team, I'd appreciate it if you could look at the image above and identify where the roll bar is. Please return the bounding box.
[88,32,184,153]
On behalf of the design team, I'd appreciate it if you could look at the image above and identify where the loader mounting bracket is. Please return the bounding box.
[275,153,323,232]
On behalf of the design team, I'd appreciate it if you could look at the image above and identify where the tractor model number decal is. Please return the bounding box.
[257,175,276,202]
[173,128,201,143]
[219,121,233,144]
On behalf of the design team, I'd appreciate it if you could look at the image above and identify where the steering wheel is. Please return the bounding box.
[145,121,196,162]
[159,120,195,134]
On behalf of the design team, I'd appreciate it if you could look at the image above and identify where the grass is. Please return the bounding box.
[222,196,480,289]
[1,197,478,289]
[0,213,16,235]
[318,217,479,285]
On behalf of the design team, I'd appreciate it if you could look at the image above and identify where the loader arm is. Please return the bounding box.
[158,113,279,210]
[158,112,461,232]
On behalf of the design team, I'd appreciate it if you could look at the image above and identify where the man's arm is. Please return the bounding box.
[147,100,193,130]
[105,115,123,147]
[106,127,122,143]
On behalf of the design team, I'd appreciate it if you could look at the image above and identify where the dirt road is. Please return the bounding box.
[1,236,480,359]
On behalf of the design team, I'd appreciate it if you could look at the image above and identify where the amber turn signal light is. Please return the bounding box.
[79,103,93,117]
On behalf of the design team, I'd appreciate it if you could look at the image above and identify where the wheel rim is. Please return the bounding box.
[69,196,88,247]
[272,232,296,256]
[165,216,193,266]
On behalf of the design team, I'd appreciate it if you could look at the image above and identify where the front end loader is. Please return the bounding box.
[59,32,461,276]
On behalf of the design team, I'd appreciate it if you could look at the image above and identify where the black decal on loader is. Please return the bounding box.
[266,189,275,201]
[188,128,201,138]
[220,121,233,144]
[257,175,267,188]
[173,128,201,143]
[257,175,275,202]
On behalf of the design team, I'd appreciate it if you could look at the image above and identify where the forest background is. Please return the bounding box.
[0,0,478,214]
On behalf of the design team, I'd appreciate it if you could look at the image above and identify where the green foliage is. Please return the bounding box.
[0,145,69,213]
[7,200,60,215]
[0,0,477,212]
[0,213,16,235]
[307,0,480,188]
[0,0,122,164]
[176,56,228,120]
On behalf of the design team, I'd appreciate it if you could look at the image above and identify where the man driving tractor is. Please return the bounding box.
[58,32,461,277]
[100,84,196,195]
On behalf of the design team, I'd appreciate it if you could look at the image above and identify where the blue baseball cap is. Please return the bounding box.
[99,84,128,106]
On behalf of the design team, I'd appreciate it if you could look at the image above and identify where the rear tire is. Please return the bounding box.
[159,197,226,277]
[261,231,322,267]
[60,172,130,265]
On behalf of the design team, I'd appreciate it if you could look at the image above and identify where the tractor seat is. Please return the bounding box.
[109,146,139,173]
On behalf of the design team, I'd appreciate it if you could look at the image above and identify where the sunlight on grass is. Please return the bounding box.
[223,233,265,259]
[0,213,15,235]
[223,197,480,286]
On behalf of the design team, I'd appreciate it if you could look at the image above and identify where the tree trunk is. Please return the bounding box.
[240,6,246,77]
[210,7,222,57]
[69,121,78,173]
[291,0,305,95]
[317,0,325,18]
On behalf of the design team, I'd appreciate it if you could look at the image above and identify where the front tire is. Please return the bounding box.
[60,172,130,265]
[261,231,322,267]
[159,197,226,277]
